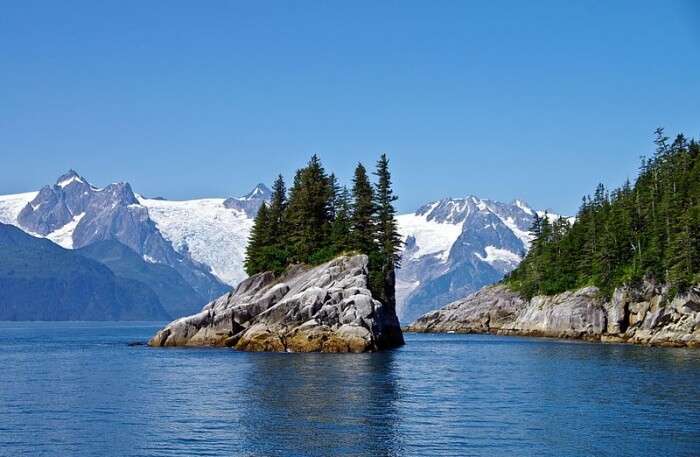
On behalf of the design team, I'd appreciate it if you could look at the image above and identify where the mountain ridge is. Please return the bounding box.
[396,195,564,322]
[0,223,170,321]
[0,171,562,322]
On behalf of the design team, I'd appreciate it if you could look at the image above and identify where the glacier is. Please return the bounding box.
[139,196,254,286]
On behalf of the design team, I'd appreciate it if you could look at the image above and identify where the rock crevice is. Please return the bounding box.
[149,255,404,352]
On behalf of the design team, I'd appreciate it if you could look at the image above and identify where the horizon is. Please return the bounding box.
[2,1,699,214]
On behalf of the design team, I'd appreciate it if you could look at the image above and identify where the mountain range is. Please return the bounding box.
[396,197,558,322]
[0,170,559,321]
[0,171,269,319]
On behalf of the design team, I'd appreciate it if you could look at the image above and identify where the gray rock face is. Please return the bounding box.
[397,196,560,323]
[222,183,271,217]
[408,283,700,347]
[18,170,95,235]
[17,171,228,304]
[149,255,405,352]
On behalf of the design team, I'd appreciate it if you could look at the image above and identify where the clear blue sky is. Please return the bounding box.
[1,1,698,214]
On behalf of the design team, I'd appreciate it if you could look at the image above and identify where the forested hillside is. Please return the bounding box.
[506,130,700,298]
[245,154,402,306]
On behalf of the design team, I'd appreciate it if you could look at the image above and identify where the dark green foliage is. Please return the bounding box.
[286,155,334,264]
[244,204,272,275]
[330,185,353,252]
[506,130,700,298]
[372,154,403,307]
[244,154,402,305]
[350,163,377,255]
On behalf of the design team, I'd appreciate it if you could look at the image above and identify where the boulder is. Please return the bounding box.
[149,255,404,352]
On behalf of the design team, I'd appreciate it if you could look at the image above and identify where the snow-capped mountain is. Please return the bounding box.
[396,196,559,323]
[222,183,272,217]
[0,171,559,323]
[0,172,274,316]
[0,172,271,291]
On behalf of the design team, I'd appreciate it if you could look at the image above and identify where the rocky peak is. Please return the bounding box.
[242,183,272,201]
[14,171,228,303]
[18,171,139,237]
[396,195,548,323]
[149,254,405,352]
[55,169,89,189]
[223,183,272,217]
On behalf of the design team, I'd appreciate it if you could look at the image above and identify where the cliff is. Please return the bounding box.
[407,283,700,347]
[149,254,404,352]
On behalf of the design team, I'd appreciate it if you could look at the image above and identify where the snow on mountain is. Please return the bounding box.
[0,192,37,226]
[0,172,268,291]
[223,183,272,217]
[138,196,254,286]
[475,245,522,268]
[395,195,560,323]
[396,207,464,262]
[0,190,82,248]
[46,212,85,249]
[0,171,236,307]
[1,171,566,323]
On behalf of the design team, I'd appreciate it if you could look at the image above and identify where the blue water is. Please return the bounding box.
[1,322,699,456]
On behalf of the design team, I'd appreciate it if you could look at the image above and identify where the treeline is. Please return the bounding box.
[244,154,402,306]
[506,130,700,298]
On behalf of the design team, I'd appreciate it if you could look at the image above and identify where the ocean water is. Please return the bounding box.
[1,322,699,457]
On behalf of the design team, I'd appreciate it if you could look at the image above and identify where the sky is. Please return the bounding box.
[1,1,698,214]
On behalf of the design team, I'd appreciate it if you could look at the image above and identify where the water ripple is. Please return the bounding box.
[0,322,699,456]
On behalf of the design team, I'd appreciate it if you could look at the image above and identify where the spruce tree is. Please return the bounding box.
[286,155,333,264]
[269,174,287,239]
[506,130,700,299]
[244,203,271,275]
[259,174,289,273]
[373,154,402,306]
[330,185,352,253]
[350,163,377,256]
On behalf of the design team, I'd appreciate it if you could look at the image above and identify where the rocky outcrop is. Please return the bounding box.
[408,283,700,347]
[149,255,405,352]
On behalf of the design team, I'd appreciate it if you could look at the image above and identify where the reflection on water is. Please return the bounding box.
[237,353,401,456]
[1,322,699,456]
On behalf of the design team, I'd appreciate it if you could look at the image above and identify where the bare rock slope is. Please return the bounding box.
[408,283,700,348]
[149,255,404,352]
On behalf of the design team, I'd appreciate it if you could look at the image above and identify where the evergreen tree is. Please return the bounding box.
[285,155,334,264]
[240,154,402,308]
[506,130,700,298]
[260,174,289,273]
[350,163,377,256]
[244,203,271,275]
[330,185,353,253]
[269,174,287,240]
[372,154,402,306]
